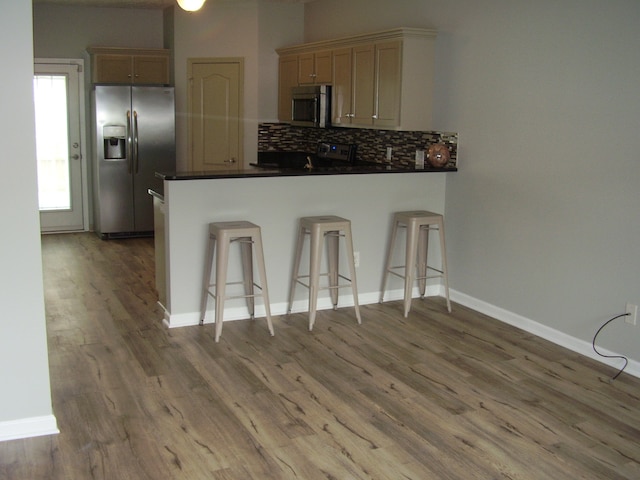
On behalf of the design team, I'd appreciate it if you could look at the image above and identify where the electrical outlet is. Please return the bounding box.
[353,251,360,268]
[625,303,637,325]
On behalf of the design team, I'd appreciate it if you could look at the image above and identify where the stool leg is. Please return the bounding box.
[380,218,399,303]
[417,225,429,299]
[214,233,230,342]
[438,219,452,313]
[252,233,275,336]
[326,230,339,309]
[200,234,216,325]
[403,221,419,317]
[343,225,361,324]
[240,237,255,319]
[308,225,323,331]
[288,224,306,314]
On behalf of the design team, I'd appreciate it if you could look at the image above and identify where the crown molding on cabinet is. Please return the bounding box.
[276,27,437,56]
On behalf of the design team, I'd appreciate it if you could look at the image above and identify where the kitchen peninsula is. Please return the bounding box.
[154,165,455,328]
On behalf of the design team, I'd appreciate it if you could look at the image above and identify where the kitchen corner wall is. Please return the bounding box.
[1,2,58,439]
[306,0,640,375]
[258,123,458,168]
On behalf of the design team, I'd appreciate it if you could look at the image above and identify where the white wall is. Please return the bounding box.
[306,0,640,371]
[0,2,58,440]
[32,4,165,57]
[257,1,304,122]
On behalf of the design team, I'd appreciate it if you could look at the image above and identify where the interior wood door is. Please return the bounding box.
[188,58,243,171]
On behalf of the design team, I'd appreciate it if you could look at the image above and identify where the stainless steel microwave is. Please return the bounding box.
[291,85,331,128]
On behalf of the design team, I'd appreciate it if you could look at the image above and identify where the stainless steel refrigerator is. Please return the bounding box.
[92,85,175,238]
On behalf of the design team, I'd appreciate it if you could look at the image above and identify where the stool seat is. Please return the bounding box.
[380,210,451,317]
[288,215,361,331]
[200,221,274,342]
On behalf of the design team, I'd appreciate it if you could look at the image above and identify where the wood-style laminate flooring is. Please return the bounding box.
[1,232,639,479]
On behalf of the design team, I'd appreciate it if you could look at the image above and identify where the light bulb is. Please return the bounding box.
[177,0,206,12]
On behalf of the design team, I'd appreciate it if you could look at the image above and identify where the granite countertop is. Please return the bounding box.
[157,163,456,181]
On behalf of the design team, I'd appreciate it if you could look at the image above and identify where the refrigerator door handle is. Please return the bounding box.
[126,110,133,174]
[133,110,140,173]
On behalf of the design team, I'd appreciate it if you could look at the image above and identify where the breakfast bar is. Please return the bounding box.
[153,165,455,328]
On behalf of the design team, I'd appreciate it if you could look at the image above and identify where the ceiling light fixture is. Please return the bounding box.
[177,0,206,12]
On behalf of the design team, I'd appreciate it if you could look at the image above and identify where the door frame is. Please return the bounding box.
[34,58,90,232]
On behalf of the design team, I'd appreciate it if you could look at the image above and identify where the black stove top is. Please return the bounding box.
[254,142,359,171]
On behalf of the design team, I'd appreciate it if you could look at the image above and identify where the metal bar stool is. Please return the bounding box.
[200,221,274,342]
[380,210,451,317]
[288,215,362,331]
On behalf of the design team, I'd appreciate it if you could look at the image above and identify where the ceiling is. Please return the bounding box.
[33,0,312,8]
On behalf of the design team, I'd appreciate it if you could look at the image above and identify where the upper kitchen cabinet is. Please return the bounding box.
[88,47,171,85]
[278,28,436,131]
[278,54,298,123]
[331,47,353,126]
[335,41,401,128]
[276,50,332,122]
[298,50,332,85]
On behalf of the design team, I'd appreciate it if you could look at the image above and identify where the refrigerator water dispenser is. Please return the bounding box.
[103,125,126,159]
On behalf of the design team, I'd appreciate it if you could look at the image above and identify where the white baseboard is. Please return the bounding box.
[163,286,639,379]
[0,414,59,443]
[450,289,640,379]
[164,286,437,328]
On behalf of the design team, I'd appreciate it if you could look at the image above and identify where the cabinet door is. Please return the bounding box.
[133,55,170,85]
[298,51,332,85]
[331,48,353,125]
[93,54,133,84]
[313,50,332,84]
[351,44,375,126]
[373,41,401,128]
[298,53,315,85]
[278,55,298,122]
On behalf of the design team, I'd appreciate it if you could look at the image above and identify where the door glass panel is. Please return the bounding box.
[33,75,70,211]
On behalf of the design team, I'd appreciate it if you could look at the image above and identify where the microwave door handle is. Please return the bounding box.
[312,97,319,125]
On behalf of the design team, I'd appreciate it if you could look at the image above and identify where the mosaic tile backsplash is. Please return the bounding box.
[258,123,458,169]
